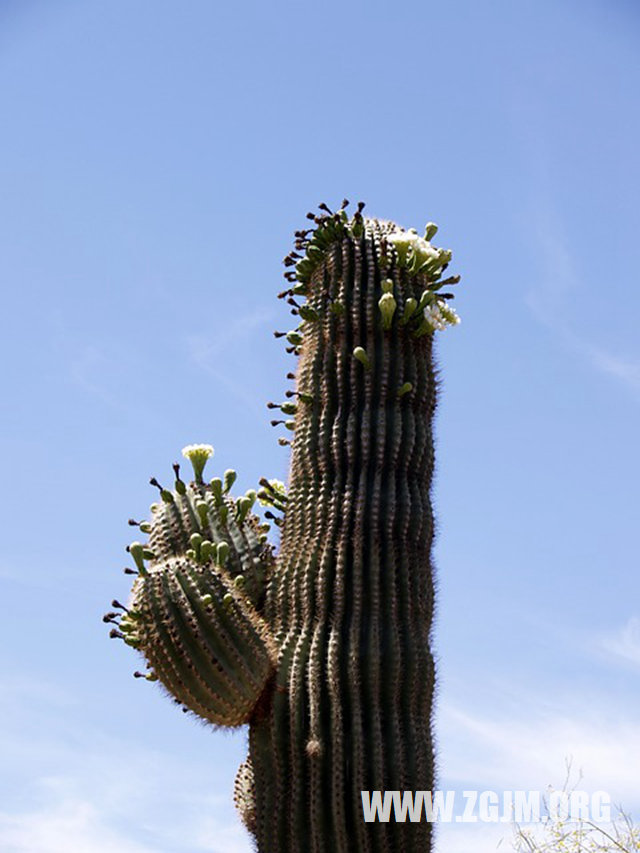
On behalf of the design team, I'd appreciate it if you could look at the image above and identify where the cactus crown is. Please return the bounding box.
[282,200,460,338]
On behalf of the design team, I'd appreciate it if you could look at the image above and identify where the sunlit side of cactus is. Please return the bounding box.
[107,201,461,852]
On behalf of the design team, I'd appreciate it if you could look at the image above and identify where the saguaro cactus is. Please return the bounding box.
[107,201,460,852]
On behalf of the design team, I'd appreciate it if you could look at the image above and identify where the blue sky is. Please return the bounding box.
[0,1,639,850]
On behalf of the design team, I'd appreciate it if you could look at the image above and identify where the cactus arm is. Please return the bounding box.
[124,555,275,726]
[109,450,278,726]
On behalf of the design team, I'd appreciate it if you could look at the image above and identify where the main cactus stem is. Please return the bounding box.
[107,201,461,853]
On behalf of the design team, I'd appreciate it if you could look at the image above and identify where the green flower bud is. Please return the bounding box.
[223,469,237,494]
[401,297,418,325]
[200,540,214,562]
[286,331,303,346]
[299,305,319,322]
[216,541,230,567]
[378,292,397,330]
[210,477,223,505]
[417,289,435,314]
[128,542,146,574]
[424,222,438,240]
[330,301,345,317]
[397,382,413,398]
[195,500,209,528]
[353,346,371,369]
[295,258,314,279]
[381,278,394,294]
[236,496,252,523]
[350,217,364,238]
[438,248,452,266]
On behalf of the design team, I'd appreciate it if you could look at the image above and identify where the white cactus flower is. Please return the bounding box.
[181,443,215,483]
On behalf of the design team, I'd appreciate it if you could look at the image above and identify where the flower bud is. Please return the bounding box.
[216,541,230,567]
[353,347,371,369]
[210,477,223,505]
[223,470,237,494]
[401,297,418,325]
[378,292,397,330]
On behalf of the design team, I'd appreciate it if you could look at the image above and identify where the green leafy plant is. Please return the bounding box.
[106,201,461,852]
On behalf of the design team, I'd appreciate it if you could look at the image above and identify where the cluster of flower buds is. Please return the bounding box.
[387,226,451,278]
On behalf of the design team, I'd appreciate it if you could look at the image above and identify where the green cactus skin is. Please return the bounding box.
[108,202,460,852]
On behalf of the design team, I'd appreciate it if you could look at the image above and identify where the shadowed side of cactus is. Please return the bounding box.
[107,202,461,853]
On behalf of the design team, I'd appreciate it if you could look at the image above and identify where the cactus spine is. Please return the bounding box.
[108,201,460,852]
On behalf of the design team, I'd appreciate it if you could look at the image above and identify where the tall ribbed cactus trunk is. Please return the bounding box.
[250,223,437,851]
[108,202,460,853]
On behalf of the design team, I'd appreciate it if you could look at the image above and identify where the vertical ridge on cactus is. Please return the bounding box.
[108,202,461,852]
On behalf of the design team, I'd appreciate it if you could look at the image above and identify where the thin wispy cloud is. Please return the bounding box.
[436,697,640,853]
[516,106,640,397]
[0,793,156,853]
[0,672,251,853]
[0,780,251,853]
[0,723,251,853]
[67,344,121,406]
[588,349,640,390]
[600,617,640,667]
[186,306,277,415]
[188,307,276,362]
[47,309,125,409]
[525,222,640,394]
[439,697,640,808]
